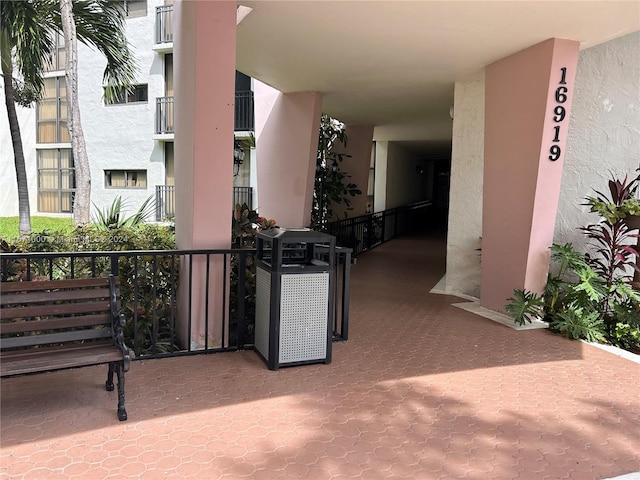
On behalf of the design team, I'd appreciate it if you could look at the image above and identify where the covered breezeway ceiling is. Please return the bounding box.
[235,0,640,146]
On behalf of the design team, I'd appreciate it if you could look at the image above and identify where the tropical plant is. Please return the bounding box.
[229,203,277,345]
[1,0,137,232]
[506,172,640,351]
[582,172,640,294]
[92,195,155,231]
[312,114,362,228]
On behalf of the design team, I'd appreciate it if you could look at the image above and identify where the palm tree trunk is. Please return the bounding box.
[1,33,31,236]
[60,0,90,226]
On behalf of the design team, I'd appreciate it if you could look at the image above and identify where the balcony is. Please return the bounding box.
[234,90,254,132]
[153,5,173,53]
[156,186,254,221]
[154,93,254,139]
[154,96,174,140]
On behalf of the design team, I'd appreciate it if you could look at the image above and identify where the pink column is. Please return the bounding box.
[255,89,323,227]
[332,125,374,219]
[174,1,236,348]
[481,38,579,312]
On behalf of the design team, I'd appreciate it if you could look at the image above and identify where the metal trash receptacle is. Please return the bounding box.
[254,228,335,370]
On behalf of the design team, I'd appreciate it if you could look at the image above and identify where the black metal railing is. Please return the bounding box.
[235,90,254,131]
[155,5,173,44]
[233,187,253,209]
[156,96,174,134]
[156,185,175,221]
[1,246,352,359]
[155,186,254,221]
[322,200,433,256]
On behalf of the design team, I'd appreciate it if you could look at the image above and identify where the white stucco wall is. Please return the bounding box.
[0,0,167,220]
[444,78,485,299]
[555,32,640,254]
[79,1,166,217]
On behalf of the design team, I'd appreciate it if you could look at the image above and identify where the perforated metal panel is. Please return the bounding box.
[279,272,329,364]
[254,267,272,359]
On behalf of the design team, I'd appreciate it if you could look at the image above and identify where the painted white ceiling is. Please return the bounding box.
[236,1,640,144]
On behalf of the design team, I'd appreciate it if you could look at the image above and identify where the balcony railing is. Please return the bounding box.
[155,93,253,135]
[233,186,253,209]
[155,96,174,134]
[1,246,352,359]
[155,186,254,221]
[156,185,175,221]
[155,5,173,44]
[234,90,254,131]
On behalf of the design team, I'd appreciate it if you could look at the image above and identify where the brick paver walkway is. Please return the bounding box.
[1,234,639,479]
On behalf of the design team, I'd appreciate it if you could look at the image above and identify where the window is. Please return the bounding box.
[38,149,75,213]
[37,77,69,143]
[105,170,147,189]
[105,84,148,105]
[44,34,66,72]
[125,0,147,18]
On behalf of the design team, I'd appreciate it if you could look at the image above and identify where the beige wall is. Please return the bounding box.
[445,78,485,299]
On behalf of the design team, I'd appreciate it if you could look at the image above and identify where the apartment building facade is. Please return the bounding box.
[0,0,255,221]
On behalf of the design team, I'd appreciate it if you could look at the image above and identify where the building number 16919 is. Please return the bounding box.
[549,67,568,161]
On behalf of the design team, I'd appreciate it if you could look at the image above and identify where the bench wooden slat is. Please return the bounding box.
[0,278,113,292]
[0,275,131,421]
[1,288,111,306]
[2,328,112,349]
[1,300,110,320]
[0,342,123,376]
[0,314,111,335]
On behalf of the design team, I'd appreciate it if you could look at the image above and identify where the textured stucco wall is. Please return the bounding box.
[0,0,166,219]
[556,32,640,254]
[79,0,166,217]
[445,78,485,298]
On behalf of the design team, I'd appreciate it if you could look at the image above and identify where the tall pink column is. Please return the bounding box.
[255,90,323,227]
[174,1,236,348]
[481,38,579,312]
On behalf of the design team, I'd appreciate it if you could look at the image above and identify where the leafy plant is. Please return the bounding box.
[92,195,155,231]
[551,308,605,342]
[506,290,544,325]
[312,114,362,228]
[506,172,640,351]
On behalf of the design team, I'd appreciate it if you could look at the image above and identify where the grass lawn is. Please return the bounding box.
[0,216,74,241]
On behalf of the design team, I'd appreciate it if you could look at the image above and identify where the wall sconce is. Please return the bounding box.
[233,140,245,176]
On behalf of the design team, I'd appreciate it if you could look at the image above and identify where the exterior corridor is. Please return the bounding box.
[1,233,639,479]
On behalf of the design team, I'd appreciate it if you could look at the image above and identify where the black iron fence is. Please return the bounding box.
[322,200,433,256]
[235,90,254,131]
[155,5,173,44]
[1,246,351,360]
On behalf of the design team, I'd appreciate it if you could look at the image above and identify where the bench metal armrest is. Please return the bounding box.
[109,275,132,372]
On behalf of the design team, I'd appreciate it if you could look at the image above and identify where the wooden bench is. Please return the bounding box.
[0,275,132,421]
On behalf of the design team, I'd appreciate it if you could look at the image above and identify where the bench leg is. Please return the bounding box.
[106,363,115,391]
[115,363,128,421]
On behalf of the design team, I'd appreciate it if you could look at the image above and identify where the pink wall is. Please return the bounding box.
[331,125,374,219]
[481,38,579,312]
[255,91,322,227]
[174,1,237,348]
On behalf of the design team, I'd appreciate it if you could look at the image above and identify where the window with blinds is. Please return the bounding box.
[37,149,75,213]
[37,77,69,144]
[105,170,148,189]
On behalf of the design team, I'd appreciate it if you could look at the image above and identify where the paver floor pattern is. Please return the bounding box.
[1,234,639,479]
